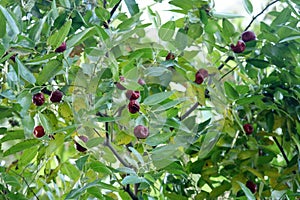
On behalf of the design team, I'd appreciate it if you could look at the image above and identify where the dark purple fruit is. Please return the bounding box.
[75,135,88,152]
[50,90,63,103]
[243,123,254,135]
[126,90,140,100]
[33,126,45,138]
[231,40,246,53]
[134,125,149,139]
[246,180,257,194]
[166,52,175,60]
[55,42,67,53]
[32,93,45,106]
[128,100,140,114]
[116,76,126,90]
[195,72,204,84]
[241,31,256,42]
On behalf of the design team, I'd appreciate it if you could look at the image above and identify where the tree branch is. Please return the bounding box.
[272,136,289,165]
[103,0,122,28]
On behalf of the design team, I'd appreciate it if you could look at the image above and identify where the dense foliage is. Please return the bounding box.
[0,0,299,199]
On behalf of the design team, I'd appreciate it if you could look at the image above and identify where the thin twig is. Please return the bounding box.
[10,170,40,200]
[244,0,280,31]
[180,102,199,121]
[272,136,289,165]
[124,185,139,200]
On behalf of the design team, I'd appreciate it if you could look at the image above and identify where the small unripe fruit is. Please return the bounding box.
[32,93,45,106]
[166,52,175,60]
[246,180,257,194]
[241,31,256,42]
[134,125,149,139]
[138,78,146,86]
[194,72,204,84]
[50,90,63,103]
[75,135,88,152]
[128,100,140,114]
[231,40,246,53]
[33,126,45,138]
[243,123,254,135]
[116,76,126,90]
[55,42,67,53]
[126,90,140,100]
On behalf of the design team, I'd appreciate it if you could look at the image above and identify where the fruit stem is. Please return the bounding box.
[272,136,289,165]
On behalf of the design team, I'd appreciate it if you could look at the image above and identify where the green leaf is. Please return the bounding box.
[271,8,291,27]
[97,117,115,122]
[75,155,89,171]
[95,7,110,21]
[174,28,188,51]
[36,60,62,85]
[0,11,6,38]
[0,5,20,38]
[67,27,95,47]
[121,175,148,185]
[19,146,39,166]
[0,130,24,142]
[145,131,173,146]
[124,0,140,16]
[222,18,235,37]
[15,58,36,84]
[158,21,176,41]
[65,180,119,199]
[247,59,270,69]
[279,35,300,43]
[128,147,144,165]
[198,131,220,159]
[0,106,13,120]
[47,20,71,49]
[154,98,187,112]
[89,161,112,174]
[237,181,256,200]
[224,82,239,100]
[46,133,64,156]
[3,139,40,157]
[243,0,253,14]
[61,162,80,181]
[212,12,244,19]
[143,91,174,106]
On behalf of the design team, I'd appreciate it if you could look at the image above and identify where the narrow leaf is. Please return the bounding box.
[247,59,270,69]
[16,58,36,84]
[0,11,6,38]
[237,181,256,200]
[143,91,174,106]
[243,0,253,14]
[3,139,40,157]
[224,82,239,100]
[47,20,72,49]
[36,60,62,85]
[0,6,20,37]
[124,0,140,16]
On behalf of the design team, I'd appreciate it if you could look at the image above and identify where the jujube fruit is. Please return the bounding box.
[241,31,256,42]
[32,93,45,106]
[128,100,140,114]
[33,126,45,138]
[166,52,175,60]
[243,123,254,135]
[55,42,67,53]
[134,125,149,139]
[75,135,88,152]
[126,90,140,100]
[246,180,257,194]
[194,68,208,85]
[231,40,246,53]
[50,90,63,103]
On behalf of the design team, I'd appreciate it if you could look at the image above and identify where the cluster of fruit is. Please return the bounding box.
[32,90,63,138]
[231,31,256,53]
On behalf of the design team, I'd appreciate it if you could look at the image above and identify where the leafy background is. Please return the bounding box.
[0,0,299,199]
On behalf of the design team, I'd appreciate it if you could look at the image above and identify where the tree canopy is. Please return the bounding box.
[0,0,299,199]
